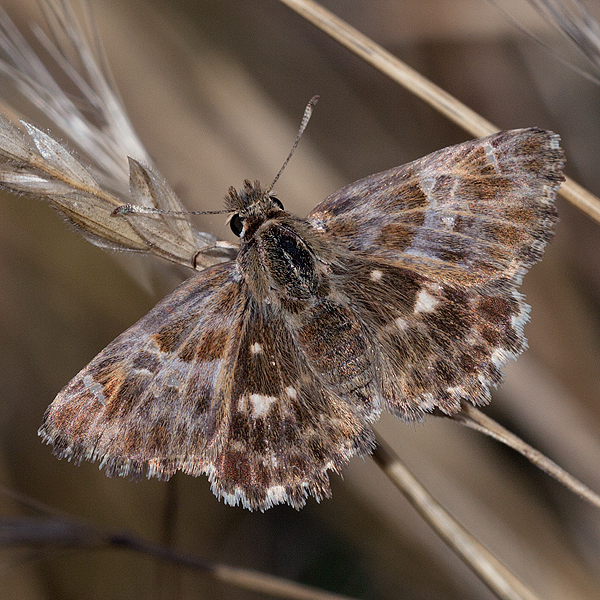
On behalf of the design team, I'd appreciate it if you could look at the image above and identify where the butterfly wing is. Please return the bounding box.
[215,299,374,509]
[326,257,528,419]
[39,263,245,480]
[39,262,373,510]
[308,129,564,419]
[309,128,563,289]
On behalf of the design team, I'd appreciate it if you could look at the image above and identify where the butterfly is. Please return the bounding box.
[38,127,565,511]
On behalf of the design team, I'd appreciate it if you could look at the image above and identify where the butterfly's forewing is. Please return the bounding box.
[312,129,564,419]
[309,129,563,290]
[39,263,245,480]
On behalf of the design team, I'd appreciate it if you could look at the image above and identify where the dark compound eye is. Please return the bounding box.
[230,213,244,237]
[271,196,284,210]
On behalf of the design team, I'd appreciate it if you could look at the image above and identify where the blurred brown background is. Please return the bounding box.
[1,0,600,598]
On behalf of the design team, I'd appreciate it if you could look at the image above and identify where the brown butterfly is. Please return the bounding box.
[38,126,564,511]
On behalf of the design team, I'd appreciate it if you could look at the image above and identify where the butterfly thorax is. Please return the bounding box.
[228,181,327,306]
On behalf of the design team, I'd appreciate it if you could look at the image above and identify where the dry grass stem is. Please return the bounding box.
[526,0,600,76]
[114,535,360,600]
[278,0,498,137]
[278,0,600,225]
[0,4,237,270]
[211,564,361,600]
[371,433,542,600]
[450,404,600,509]
[0,486,358,600]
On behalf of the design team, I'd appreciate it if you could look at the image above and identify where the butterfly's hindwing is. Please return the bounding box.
[209,300,375,510]
[332,257,529,420]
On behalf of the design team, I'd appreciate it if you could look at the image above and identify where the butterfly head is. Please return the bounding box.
[225,179,286,240]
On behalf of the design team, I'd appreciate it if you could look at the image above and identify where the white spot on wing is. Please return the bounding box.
[484,142,501,174]
[265,454,279,468]
[441,214,455,229]
[248,393,277,418]
[395,317,409,330]
[420,393,436,411]
[415,289,438,313]
[250,342,262,354]
[285,386,298,399]
[447,385,467,398]
[370,269,383,282]
[419,176,436,201]
[266,485,287,503]
[310,217,327,232]
[491,348,509,368]
[83,375,106,406]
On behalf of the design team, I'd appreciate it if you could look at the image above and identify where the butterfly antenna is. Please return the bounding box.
[115,96,320,217]
[264,95,319,195]
[112,205,230,216]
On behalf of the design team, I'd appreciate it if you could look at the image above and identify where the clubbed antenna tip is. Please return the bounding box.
[264,95,319,194]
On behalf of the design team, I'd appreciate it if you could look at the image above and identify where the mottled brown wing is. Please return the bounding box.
[329,257,530,420]
[309,129,564,290]
[39,263,246,481]
[214,299,374,510]
[39,263,373,511]
[309,129,564,420]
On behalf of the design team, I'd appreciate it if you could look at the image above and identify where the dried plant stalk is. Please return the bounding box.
[372,434,542,600]
[0,3,235,269]
[278,0,600,225]
[450,404,600,509]
[0,484,358,600]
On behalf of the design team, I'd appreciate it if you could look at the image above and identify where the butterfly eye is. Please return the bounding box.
[271,196,284,210]
[230,213,244,237]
